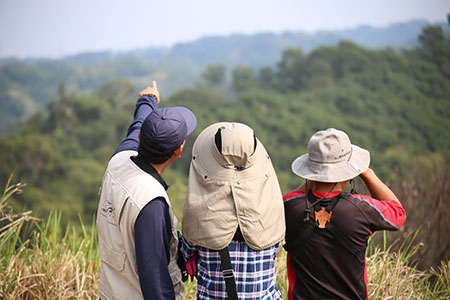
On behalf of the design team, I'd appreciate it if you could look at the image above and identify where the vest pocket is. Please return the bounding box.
[99,241,126,271]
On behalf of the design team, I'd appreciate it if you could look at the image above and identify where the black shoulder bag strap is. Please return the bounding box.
[325,222,364,257]
[283,194,318,252]
[322,193,364,257]
[284,191,363,257]
[283,191,333,252]
[176,232,189,282]
[218,246,238,300]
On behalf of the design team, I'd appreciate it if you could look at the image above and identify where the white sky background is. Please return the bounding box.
[0,0,449,59]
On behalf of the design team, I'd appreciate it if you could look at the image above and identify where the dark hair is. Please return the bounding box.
[138,140,176,164]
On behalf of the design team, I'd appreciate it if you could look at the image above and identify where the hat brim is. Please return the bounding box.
[171,106,197,136]
[291,145,370,183]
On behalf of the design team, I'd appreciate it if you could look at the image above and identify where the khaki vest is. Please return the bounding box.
[97,150,183,300]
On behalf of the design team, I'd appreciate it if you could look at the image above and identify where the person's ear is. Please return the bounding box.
[175,141,185,158]
[339,180,349,190]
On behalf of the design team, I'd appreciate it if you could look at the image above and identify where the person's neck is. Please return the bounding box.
[308,181,344,193]
[150,156,176,175]
[150,162,169,175]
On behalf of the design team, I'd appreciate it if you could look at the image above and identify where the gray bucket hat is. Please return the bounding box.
[291,128,370,183]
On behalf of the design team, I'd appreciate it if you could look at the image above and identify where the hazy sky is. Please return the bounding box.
[1,0,449,59]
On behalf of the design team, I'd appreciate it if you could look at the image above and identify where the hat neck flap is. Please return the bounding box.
[182,122,285,250]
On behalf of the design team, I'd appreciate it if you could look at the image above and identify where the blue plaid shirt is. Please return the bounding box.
[181,238,282,300]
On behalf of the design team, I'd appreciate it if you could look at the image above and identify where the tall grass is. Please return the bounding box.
[386,159,449,270]
[1,178,449,299]
[0,176,98,299]
[366,231,450,299]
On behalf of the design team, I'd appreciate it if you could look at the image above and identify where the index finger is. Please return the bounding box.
[151,80,157,88]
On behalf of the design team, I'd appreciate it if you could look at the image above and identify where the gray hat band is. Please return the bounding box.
[309,149,352,164]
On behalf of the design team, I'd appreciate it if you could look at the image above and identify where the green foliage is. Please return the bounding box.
[0,26,448,270]
[201,64,226,87]
[0,84,136,222]
[232,66,258,93]
[0,23,448,299]
[1,21,449,135]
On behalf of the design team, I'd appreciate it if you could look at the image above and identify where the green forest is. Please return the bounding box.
[0,24,449,270]
[1,20,448,135]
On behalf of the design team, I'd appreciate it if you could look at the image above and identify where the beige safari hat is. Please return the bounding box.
[182,122,285,250]
[291,128,370,183]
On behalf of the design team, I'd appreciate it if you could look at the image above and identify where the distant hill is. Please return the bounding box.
[0,19,448,134]
[67,19,448,68]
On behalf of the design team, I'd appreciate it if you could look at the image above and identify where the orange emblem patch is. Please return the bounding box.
[315,207,332,229]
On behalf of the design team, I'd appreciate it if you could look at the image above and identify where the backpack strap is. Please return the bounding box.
[325,222,364,257]
[284,191,364,257]
[218,247,238,300]
[321,193,364,257]
[324,194,340,212]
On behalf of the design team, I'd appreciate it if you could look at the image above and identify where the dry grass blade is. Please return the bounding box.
[367,247,428,300]
[1,235,98,299]
[0,176,99,299]
[429,261,450,299]
[1,175,449,299]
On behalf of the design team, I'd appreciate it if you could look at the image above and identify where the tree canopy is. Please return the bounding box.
[0,26,448,230]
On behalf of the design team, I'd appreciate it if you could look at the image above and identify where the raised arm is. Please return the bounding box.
[359,168,402,207]
[114,81,160,155]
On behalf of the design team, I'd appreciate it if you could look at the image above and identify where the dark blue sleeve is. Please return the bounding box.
[114,95,158,155]
[180,234,197,261]
[134,198,174,300]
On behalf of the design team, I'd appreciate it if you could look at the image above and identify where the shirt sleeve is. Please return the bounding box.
[134,197,175,300]
[180,234,198,261]
[114,95,158,155]
[356,194,406,232]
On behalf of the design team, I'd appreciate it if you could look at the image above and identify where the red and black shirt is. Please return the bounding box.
[283,190,406,300]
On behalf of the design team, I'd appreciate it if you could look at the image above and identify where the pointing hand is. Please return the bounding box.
[139,81,160,103]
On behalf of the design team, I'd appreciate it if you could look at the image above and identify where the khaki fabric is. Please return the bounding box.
[97,150,183,300]
[182,123,285,250]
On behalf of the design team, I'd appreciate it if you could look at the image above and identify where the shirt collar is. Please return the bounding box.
[131,155,169,191]
[311,190,341,198]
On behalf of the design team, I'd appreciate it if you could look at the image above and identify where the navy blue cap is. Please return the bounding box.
[140,107,197,152]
